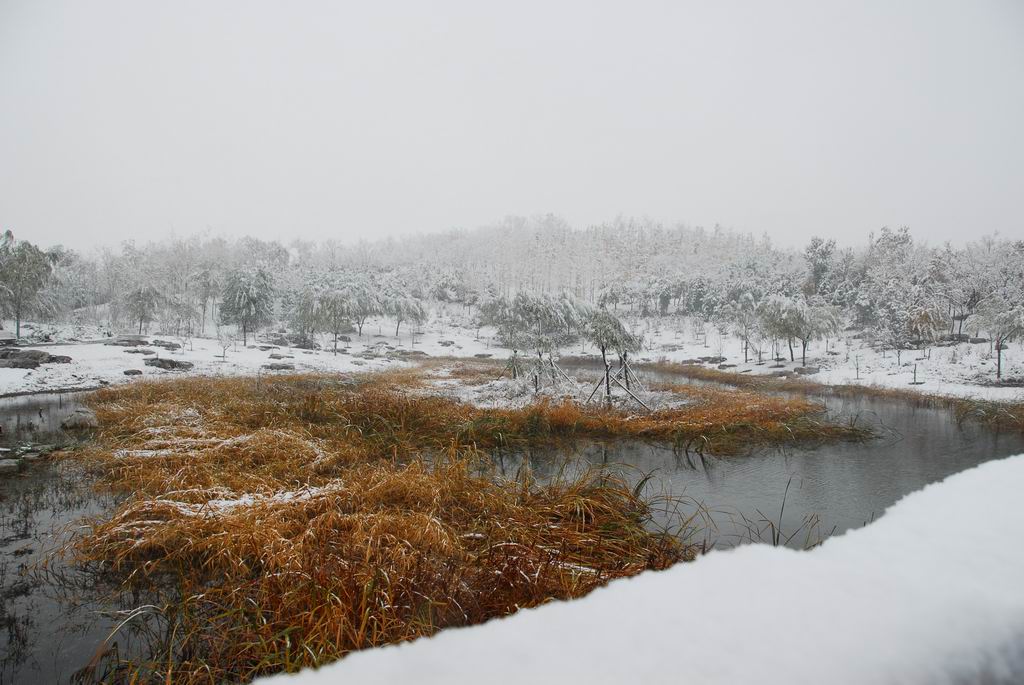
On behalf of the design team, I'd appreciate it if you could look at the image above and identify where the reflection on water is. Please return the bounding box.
[497,371,1024,548]
[0,461,122,684]
[0,392,83,450]
[0,393,147,685]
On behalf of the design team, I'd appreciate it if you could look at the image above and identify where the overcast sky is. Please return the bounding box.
[1,0,1022,250]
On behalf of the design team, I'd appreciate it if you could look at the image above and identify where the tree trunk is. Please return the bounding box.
[743,339,748,363]
[788,338,794,362]
[333,331,338,355]
[601,347,611,407]
[395,320,401,337]
[801,339,807,366]
[997,340,1003,379]
[138,317,143,335]
[242,324,248,346]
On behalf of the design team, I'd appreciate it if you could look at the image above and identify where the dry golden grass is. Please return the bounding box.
[67,371,865,682]
[75,458,679,683]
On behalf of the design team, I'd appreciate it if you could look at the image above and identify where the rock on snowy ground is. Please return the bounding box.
[258,454,1024,685]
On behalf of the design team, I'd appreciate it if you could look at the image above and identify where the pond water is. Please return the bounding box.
[0,392,137,685]
[500,366,1024,546]
[0,392,83,450]
[3,379,1024,682]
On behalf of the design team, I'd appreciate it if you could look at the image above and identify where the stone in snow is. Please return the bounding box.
[144,357,195,371]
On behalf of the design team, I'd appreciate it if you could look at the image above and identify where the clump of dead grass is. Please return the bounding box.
[75,456,681,683]
[72,373,720,683]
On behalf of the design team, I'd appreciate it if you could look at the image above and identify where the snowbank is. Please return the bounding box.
[258,455,1024,685]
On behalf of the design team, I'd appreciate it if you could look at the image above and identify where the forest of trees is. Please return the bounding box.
[1,219,1022,376]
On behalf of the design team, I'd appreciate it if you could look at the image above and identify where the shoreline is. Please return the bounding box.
[0,384,105,400]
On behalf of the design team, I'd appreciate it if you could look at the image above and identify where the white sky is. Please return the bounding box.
[1,0,1022,250]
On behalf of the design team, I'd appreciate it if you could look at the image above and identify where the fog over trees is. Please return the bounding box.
[1,217,1022,377]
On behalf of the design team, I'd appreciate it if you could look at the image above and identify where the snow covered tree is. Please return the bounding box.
[385,291,427,338]
[318,273,357,354]
[757,294,838,365]
[720,292,761,363]
[503,293,590,359]
[347,274,380,337]
[976,303,1023,379]
[556,295,594,343]
[192,268,222,335]
[758,295,793,361]
[587,308,639,368]
[974,246,1024,379]
[283,270,325,347]
[0,233,54,338]
[789,297,841,367]
[587,308,640,404]
[472,290,506,339]
[122,285,162,334]
[802,236,836,297]
[220,267,275,346]
[30,246,95,323]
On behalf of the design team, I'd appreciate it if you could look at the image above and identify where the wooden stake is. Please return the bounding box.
[611,375,650,411]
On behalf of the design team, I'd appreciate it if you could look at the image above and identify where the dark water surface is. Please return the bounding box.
[504,366,1024,546]
[0,392,83,448]
[0,392,132,685]
[3,378,1024,682]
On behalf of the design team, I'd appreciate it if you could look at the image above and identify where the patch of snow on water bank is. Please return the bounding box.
[257,454,1024,685]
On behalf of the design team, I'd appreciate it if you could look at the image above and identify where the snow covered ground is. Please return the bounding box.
[614,317,1024,401]
[2,315,1021,402]
[258,453,1024,685]
[444,311,1024,401]
[0,320,508,396]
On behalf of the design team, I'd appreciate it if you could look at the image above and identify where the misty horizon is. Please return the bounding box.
[3,214,1019,256]
[3,0,1023,250]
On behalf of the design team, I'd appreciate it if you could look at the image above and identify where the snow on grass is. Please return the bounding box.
[421,363,691,410]
[257,453,1024,685]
